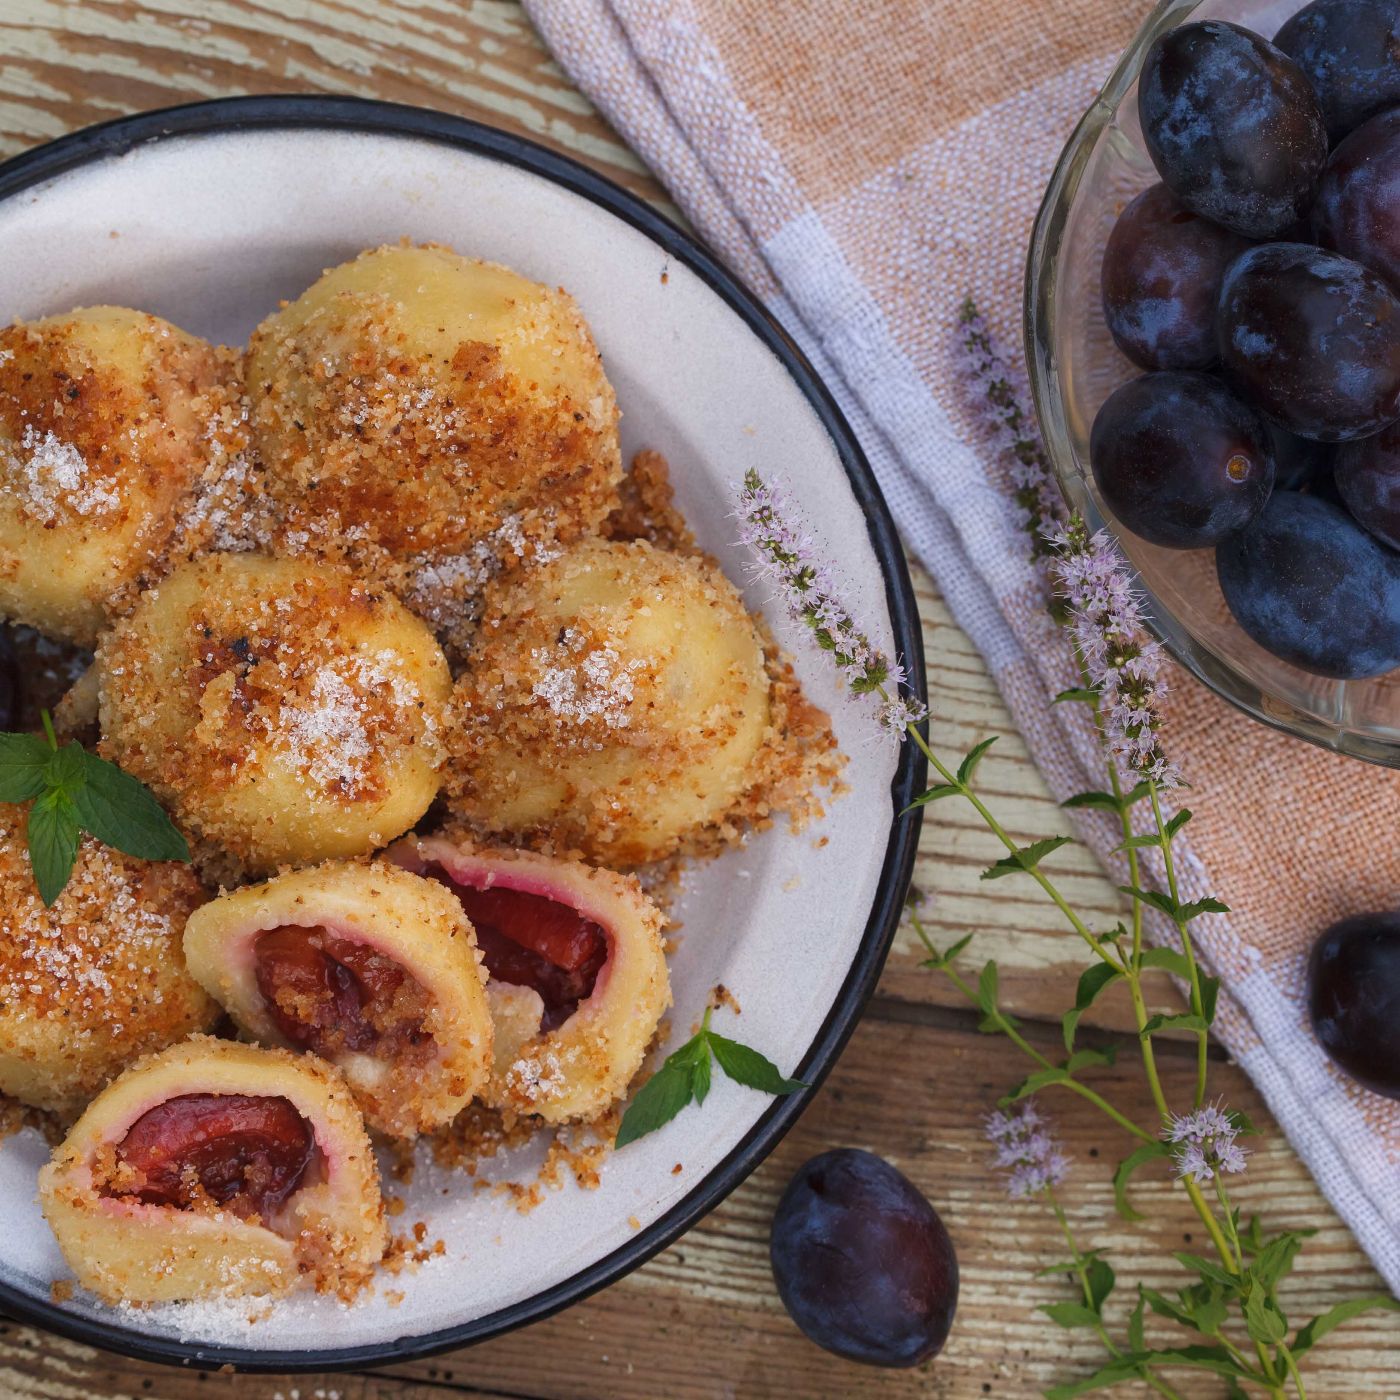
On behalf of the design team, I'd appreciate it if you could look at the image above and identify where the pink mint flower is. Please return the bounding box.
[734,469,926,734]
[955,300,1066,551]
[986,1099,1070,1199]
[1165,1101,1248,1183]
[1046,515,1180,790]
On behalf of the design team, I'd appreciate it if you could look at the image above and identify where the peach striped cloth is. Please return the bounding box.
[524,0,1400,1288]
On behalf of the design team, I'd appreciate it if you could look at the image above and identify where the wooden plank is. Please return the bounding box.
[2,1013,1396,1398]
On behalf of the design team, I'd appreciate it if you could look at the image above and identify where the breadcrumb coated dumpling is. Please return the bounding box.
[0,306,247,645]
[96,553,451,873]
[446,538,771,865]
[0,807,217,1114]
[246,244,622,635]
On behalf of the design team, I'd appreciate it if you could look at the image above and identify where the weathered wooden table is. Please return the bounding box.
[0,3,1394,1396]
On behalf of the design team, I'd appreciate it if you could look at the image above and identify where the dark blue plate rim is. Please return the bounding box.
[0,94,926,1372]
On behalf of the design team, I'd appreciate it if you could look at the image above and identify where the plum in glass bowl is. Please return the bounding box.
[1025,0,1400,767]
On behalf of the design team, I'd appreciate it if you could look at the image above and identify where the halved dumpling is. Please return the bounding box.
[183,862,492,1137]
[39,1036,385,1305]
[389,835,670,1124]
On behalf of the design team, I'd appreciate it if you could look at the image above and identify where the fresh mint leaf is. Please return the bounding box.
[1128,1287,1147,1353]
[1179,896,1230,921]
[1181,1281,1229,1336]
[70,748,189,863]
[1085,1257,1115,1311]
[1040,1301,1102,1328]
[27,789,80,908]
[0,733,52,803]
[615,1013,804,1148]
[1000,1066,1072,1104]
[956,735,997,784]
[1113,1141,1170,1221]
[982,835,1072,880]
[1063,962,1122,1051]
[905,783,961,810]
[689,1041,713,1106]
[1060,789,1122,812]
[1199,974,1221,1025]
[976,958,1000,1017]
[1173,1252,1239,1290]
[1053,687,1100,705]
[1140,947,1193,979]
[615,1059,694,1148]
[921,931,974,972]
[1292,1296,1400,1360]
[1139,1012,1210,1038]
[1065,1045,1116,1075]
[1113,833,1163,852]
[44,740,87,796]
[1119,885,1179,918]
[1244,1286,1288,1345]
[708,1032,805,1095]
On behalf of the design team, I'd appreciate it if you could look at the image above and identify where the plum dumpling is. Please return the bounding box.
[96,552,450,872]
[183,860,492,1138]
[445,538,772,865]
[391,834,669,1124]
[39,1037,385,1304]
[0,306,246,645]
[245,243,622,637]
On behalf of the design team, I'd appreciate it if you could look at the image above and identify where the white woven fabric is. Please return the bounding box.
[524,0,1400,1290]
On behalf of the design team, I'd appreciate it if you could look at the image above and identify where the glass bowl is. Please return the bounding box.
[1025,0,1400,767]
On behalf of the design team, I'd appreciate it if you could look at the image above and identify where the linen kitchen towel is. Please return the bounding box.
[524,0,1400,1292]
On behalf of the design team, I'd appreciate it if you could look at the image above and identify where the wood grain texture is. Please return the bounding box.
[0,2,1393,1397]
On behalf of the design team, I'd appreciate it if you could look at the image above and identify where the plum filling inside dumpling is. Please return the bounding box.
[253,925,435,1062]
[441,881,608,1031]
[388,836,669,1122]
[107,1092,315,1222]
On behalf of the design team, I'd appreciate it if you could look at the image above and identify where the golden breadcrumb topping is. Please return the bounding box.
[100,555,443,809]
[0,806,215,1111]
[603,449,698,555]
[0,311,248,624]
[445,531,840,865]
[247,244,623,648]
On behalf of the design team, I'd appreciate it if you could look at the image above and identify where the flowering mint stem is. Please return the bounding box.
[1048,1193,1118,1355]
[899,707,1127,974]
[910,908,1152,1144]
[1149,782,1211,1109]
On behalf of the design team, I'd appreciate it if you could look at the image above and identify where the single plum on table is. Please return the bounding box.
[1336,419,1400,549]
[1313,108,1400,291]
[1276,0,1400,143]
[1100,183,1253,369]
[1216,243,1400,441]
[770,1148,959,1368]
[1216,491,1400,678]
[1090,371,1274,548]
[1309,913,1400,1099]
[1138,21,1327,238]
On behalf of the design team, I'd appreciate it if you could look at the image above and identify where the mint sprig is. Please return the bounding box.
[3,711,189,906]
[615,1006,806,1149]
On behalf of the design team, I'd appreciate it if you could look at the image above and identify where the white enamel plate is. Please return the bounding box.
[0,98,923,1370]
